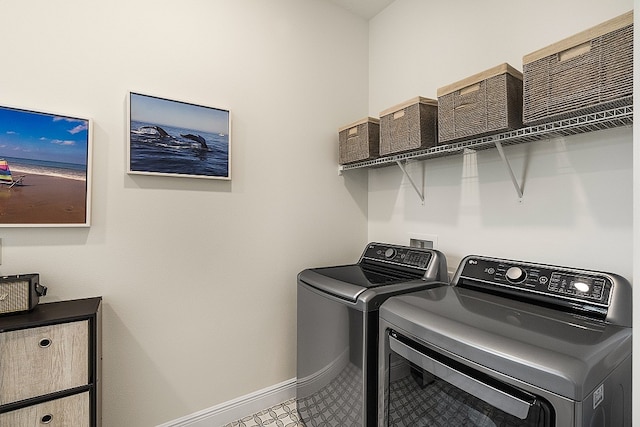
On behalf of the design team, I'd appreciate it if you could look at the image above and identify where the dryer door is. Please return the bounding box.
[384,331,555,427]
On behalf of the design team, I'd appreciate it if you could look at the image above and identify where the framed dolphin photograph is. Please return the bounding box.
[0,104,92,227]
[127,92,231,180]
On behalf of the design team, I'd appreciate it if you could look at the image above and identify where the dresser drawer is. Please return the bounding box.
[0,320,89,405]
[0,391,89,426]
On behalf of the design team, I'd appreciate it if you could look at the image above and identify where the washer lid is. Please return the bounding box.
[380,286,632,400]
[298,243,449,303]
[299,264,420,302]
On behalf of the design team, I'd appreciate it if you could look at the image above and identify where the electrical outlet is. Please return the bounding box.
[409,234,438,249]
[410,238,433,249]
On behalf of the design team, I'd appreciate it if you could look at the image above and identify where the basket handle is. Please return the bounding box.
[393,110,405,120]
[558,41,591,62]
[454,103,474,110]
[459,83,480,96]
[347,126,358,137]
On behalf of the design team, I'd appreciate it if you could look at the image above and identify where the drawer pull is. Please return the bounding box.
[39,338,52,348]
[41,414,53,424]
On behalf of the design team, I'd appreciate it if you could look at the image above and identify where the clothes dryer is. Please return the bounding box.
[379,255,632,426]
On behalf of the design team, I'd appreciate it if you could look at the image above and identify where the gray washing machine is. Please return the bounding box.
[379,255,632,426]
[296,242,448,426]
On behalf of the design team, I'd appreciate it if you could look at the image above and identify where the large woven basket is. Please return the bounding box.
[437,63,523,144]
[523,11,633,125]
[338,117,380,165]
[379,97,438,156]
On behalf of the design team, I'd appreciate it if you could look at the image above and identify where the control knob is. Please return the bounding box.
[384,248,397,259]
[505,266,527,283]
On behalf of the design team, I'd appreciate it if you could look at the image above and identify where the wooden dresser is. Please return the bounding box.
[0,297,102,426]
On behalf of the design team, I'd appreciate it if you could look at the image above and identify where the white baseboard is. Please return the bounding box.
[156,378,296,427]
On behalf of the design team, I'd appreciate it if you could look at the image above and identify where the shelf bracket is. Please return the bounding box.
[494,140,524,199]
[395,160,425,204]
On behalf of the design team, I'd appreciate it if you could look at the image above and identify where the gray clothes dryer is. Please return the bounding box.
[379,255,632,426]
[296,242,448,427]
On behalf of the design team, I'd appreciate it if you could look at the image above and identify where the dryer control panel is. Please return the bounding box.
[453,256,620,319]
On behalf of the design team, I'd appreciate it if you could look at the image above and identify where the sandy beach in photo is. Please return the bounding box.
[0,173,87,224]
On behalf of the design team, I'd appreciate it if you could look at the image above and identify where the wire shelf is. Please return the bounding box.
[339,105,633,172]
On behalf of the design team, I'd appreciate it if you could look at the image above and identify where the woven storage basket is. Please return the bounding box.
[379,97,438,156]
[338,117,380,165]
[523,11,633,125]
[437,63,523,144]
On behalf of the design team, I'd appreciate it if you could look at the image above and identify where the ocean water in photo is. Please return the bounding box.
[1,156,87,181]
[129,120,229,178]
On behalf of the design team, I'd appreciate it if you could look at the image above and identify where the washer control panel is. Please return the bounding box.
[362,243,432,269]
[457,257,612,307]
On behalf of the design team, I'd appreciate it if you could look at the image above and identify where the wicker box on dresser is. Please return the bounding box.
[0,297,102,426]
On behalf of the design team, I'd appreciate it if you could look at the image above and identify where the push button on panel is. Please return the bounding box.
[573,281,591,293]
[405,251,430,268]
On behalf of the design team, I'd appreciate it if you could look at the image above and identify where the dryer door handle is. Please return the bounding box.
[389,335,534,420]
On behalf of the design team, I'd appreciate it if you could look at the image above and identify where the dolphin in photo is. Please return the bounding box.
[181,133,209,150]
[140,125,172,138]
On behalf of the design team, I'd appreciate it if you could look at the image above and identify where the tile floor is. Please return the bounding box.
[224,362,360,426]
[223,399,304,427]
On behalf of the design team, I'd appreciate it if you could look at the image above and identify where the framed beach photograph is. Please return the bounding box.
[0,105,92,227]
[127,92,231,180]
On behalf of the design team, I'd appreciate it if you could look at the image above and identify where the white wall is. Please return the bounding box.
[0,1,370,426]
[368,0,637,422]
[634,3,639,426]
[1,0,636,425]
[368,0,634,277]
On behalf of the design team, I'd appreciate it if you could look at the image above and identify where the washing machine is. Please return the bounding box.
[296,242,448,426]
[379,255,632,426]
